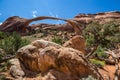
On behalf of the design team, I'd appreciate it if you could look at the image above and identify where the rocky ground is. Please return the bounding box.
[0,30,119,80]
[0,11,120,80]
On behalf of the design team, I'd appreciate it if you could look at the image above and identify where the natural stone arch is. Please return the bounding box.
[0,16,83,35]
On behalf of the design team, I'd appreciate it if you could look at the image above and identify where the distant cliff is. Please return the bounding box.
[28,11,120,31]
[74,11,120,24]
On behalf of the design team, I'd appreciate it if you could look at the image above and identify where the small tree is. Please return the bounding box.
[83,21,120,48]
[83,21,120,58]
[0,32,30,59]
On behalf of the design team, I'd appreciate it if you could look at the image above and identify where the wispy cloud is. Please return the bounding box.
[55,14,58,18]
[55,14,61,24]
[32,10,38,18]
[49,11,54,17]
[49,11,59,18]
[0,22,2,25]
[48,11,62,24]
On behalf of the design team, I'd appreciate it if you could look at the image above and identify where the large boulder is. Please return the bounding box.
[63,35,86,54]
[16,39,102,80]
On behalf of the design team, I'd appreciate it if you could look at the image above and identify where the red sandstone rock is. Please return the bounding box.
[74,11,120,25]
[16,40,102,80]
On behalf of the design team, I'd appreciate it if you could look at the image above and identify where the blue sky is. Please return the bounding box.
[0,0,120,24]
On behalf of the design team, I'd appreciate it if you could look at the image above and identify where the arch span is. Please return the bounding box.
[0,16,82,35]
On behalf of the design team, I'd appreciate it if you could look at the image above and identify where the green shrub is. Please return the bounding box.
[94,46,108,59]
[0,31,8,39]
[0,37,14,55]
[52,36,63,45]
[20,39,30,48]
[0,67,6,72]
[0,60,11,72]
[0,32,30,57]
[90,59,105,67]
[0,75,6,80]
[83,21,120,48]
[85,34,95,46]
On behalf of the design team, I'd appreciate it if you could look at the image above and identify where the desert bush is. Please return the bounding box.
[0,75,6,80]
[94,46,108,59]
[83,21,120,48]
[0,61,10,72]
[52,36,63,45]
[0,31,7,39]
[90,59,105,68]
[0,32,30,57]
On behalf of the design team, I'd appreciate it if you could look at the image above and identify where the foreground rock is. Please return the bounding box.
[63,35,86,54]
[11,39,103,80]
[10,59,25,80]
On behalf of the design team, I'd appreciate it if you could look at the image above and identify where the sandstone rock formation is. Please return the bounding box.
[63,35,86,54]
[30,23,73,32]
[13,39,103,80]
[2,11,120,79]
[74,11,120,25]
[0,16,82,35]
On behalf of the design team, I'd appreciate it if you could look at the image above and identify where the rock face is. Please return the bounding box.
[63,35,86,54]
[16,39,102,80]
[30,23,73,32]
[74,11,120,25]
[0,16,29,34]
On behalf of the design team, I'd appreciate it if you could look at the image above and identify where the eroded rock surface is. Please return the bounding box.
[14,39,103,80]
[63,35,86,54]
[74,11,120,25]
[10,59,25,80]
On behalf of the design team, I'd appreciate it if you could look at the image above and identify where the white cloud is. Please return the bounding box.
[49,11,59,18]
[0,22,2,25]
[55,14,61,24]
[32,10,38,18]
[55,14,58,18]
[48,11,62,24]
[49,11,54,17]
